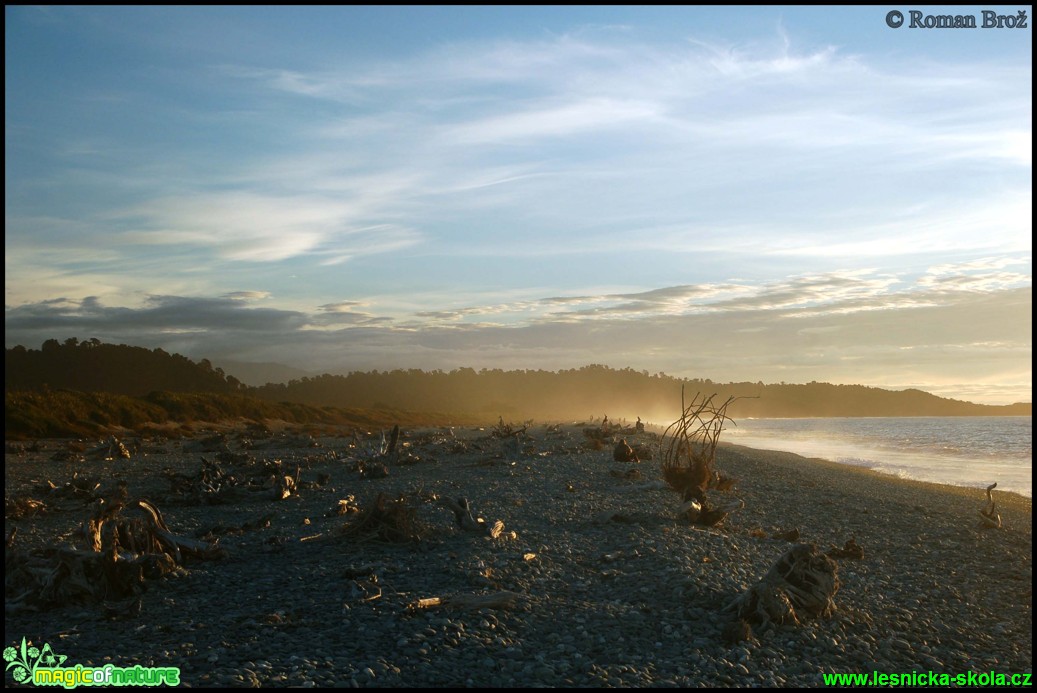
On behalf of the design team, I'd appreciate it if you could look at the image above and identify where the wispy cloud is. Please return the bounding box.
[5,11,1031,403]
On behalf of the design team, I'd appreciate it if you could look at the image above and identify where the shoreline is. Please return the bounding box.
[5,425,1032,687]
[720,441,1034,509]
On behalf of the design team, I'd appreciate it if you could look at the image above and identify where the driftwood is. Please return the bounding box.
[5,498,223,615]
[678,497,744,527]
[978,482,1002,529]
[613,439,640,463]
[493,417,529,439]
[86,435,131,460]
[338,493,429,544]
[661,389,741,525]
[726,544,839,630]
[411,590,521,611]
[439,497,505,538]
[826,538,864,559]
[165,455,307,504]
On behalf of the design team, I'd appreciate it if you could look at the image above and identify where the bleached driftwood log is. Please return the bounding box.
[412,591,521,611]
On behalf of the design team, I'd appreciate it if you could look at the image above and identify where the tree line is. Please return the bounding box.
[5,340,1030,423]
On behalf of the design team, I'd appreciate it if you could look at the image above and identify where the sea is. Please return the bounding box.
[718,416,1032,498]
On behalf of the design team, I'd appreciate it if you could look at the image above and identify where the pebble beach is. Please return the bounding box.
[4,423,1032,687]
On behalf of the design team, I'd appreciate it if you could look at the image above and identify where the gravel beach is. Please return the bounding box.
[4,423,1032,687]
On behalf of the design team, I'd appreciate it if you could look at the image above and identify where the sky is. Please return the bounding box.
[5,6,1032,405]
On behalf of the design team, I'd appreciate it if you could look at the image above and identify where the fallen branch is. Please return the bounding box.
[411,590,521,611]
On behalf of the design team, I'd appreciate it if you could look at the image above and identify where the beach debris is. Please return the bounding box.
[827,537,864,560]
[273,464,301,500]
[678,497,745,526]
[163,455,306,504]
[28,473,102,504]
[726,543,840,630]
[346,574,383,603]
[5,497,47,519]
[350,423,421,476]
[583,426,611,443]
[609,467,643,481]
[439,497,506,538]
[493,417,530,439]
[338,492,430,544]
[356,458,390,479]
[492,418,529,460]
[978,482,1002,529]
[410,590,521,611]
[383,424,401,463]
[325,496,361,518]
[661,389,741,526]
[613,438,640,463]
[86,435,131,460]
[5,497,223,615]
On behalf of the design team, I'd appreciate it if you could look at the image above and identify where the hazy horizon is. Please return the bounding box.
[5,7,1032,405]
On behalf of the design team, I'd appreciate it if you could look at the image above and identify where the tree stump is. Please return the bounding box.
[726,544,839,630]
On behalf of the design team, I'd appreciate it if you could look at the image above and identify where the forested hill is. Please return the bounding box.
[5,341,1030,420]
[5,339,242,395]
[251,367,1030,421]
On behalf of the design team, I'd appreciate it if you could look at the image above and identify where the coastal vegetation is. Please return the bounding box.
[4,339,1030,439]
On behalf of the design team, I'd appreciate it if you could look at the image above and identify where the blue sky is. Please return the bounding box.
[5,6,1032,404]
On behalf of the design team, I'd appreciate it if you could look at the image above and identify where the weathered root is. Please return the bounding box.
[86,435,131,460]
[661,389,743,525]
[339,492,430,544]
[726,544,839,630]
[439,497,506,538]
[5,498,222,615]
[978,482,1002,529]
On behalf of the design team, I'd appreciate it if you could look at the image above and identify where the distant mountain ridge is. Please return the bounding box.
[5,339,1031,420]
